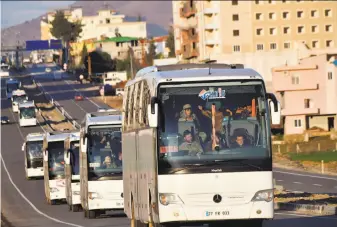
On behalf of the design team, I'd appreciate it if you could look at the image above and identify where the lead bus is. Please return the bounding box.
[22,132,45,180]
[18,100,37,127]
[64,131,81,212]
[43,132,70,205]
[11,89,28,112]
[6,78,21,99]
[122,63,280,227]
[80,111,124,219]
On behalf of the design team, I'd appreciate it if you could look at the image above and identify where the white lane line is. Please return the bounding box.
[274,212,337,220]
[64,80,100,108]
[276,180,283,182]
[274,170,337,181]
[2,111,84,226]
[313,184,322,187]
[293,182,303,184]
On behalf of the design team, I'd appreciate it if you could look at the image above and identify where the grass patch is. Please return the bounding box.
[289,151,337,163]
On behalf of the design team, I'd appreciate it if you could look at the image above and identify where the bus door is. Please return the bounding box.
[64,148,72,205]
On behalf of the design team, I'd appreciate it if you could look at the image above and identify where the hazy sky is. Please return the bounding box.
[1,1,75,29]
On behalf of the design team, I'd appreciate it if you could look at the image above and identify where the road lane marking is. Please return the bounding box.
[276,180,283,182]
[293,182,303,184]
[313,184,322,187]
[274,170,337,181]
[64,80,100,108]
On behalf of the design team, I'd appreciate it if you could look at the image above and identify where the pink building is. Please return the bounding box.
[272,54,337,135]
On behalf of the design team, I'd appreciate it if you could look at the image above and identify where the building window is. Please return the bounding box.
[284,42,291,49]
[311,10,318,18]
[283,27,290,34]
[255,0,260,4]
[233,45,241,52]
[257,44,264,51]
[312,40,318,48]
[106,18,110,24]
[325,24,332,32]
[282,0,287,2]
[232,0,238,5]
[291,75,299,84]
[311,25,318,33]
[325,9,332,17]
[256,13,262,20]
[294,119,302,128]
[326,40,333,47]
[233,30,240,36]
[297,11,304,18]
[233,14,239,21]
[298,26,304,34]
[269,12,276,20]
[99,20,103,24]
[270,43,277,50]
[256,28,263,35]
[304,99,312,108]
[192,42,196,49]
[328,72,333,80]
[270,28,276,35]
[282,12,289,19]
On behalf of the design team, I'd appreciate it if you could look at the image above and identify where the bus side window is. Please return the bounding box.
[123,86,130,131]
[138,81,145,127]
[127,85,135,131]
[142,81,150,126]
[133,82,141,129]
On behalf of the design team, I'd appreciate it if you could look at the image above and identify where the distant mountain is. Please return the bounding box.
[1,1,172,47]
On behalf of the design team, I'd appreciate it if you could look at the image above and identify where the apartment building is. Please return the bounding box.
[172,0,337,88]
[272,54,337,135]
[41,8,146,42]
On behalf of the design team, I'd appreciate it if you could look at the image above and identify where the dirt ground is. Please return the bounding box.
[93,96,123,111]
[274,191,337,206]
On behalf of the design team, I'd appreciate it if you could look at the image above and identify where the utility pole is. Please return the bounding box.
[129,47,134,79]
[88,55,92,80]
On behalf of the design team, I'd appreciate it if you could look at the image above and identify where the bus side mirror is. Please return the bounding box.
[147,97,158,128]
[22,143,25,152]
[266,93,281,125]
[65,150,70,164]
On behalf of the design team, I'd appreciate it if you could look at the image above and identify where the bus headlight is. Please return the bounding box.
[73,191,80,195]
[50,187,59,193]
[251,189,273,202]
[159,193,184,206]
[88,192,100,200]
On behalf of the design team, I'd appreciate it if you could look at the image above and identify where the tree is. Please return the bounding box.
[80,43,88,67]
[50,10,83,44]
[84,51,114,73]
[166,26,176,57]
[146,38,156,66]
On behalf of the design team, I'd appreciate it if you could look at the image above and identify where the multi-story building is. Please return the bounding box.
[272,54,337,135]
[172,0,337,89]
[41,8,146,42]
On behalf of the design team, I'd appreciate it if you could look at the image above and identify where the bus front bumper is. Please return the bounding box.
[71,182,81,205]
[88,194,124,210]
[27,167,43,177]
[49,180,66,200]
[20,119,37,127]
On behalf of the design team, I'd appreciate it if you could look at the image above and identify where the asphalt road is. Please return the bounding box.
[1,64,337,227]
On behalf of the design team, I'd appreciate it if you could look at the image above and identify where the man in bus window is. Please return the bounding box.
[102,156,117,169]
[231,129,251,148]
[179,130,203,156]
[205,132,227,151]
[178,104,200,129]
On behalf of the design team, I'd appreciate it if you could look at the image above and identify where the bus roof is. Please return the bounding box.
[69,131,80,141]
[126,64,263,87]
[12,89,26,96]
[18,100,34,108]
[85,111,122,127]
[26,132,46,142]
[46,133,71,142]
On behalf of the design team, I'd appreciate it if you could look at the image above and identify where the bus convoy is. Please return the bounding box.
[16,64,281,226]
[11,89,28,112]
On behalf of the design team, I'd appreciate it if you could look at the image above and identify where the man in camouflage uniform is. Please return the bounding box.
[179,130,203,156]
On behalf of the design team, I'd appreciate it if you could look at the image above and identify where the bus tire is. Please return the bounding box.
[68,204,72,211]
[72,205,80,212]
[88,210,96,219]
[84,209,88,218]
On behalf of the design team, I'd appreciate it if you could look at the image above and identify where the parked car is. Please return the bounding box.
[1,116,10,124]
[116,88,124,97]
[74,92,84,101]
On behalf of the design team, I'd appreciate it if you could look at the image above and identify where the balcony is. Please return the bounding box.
[180,2,197,19]
[205,23,219,30]
[182,44,199,59]
[203,7,220,15]
[181,29,199,43]
[205,39,219,46]
[281,107,320,116]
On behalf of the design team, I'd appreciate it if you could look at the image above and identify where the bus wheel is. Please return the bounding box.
[84,209,88,218]
[50,200,56,205]
[68,204,72,211]
[88,210,96,219]
[72,205,80,212]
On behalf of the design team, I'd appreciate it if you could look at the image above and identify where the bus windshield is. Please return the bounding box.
[13,95,27,104]
[20,107,36,119]
[157,81,270,174]
[7,83,19,93]
[48,141,65,179]
[26,140,43,169]
[87,125,122,180]
[70,141,80,175]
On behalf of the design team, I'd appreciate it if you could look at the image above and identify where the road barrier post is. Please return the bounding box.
[321,160,324,174]
[278,145,280,154]
[318,143,321,151]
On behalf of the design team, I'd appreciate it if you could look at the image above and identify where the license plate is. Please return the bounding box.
[116,202,124,206]
[205,211,229,217]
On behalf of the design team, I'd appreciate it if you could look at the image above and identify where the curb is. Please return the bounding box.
[274,202,337,215]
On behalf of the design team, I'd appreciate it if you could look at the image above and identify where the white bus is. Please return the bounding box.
[12,89,28,112]
[18,101,37,127]
[122,64,280,227]
[6,78,20,99]
[22,132,46,180]
[64,131,81,212]
[80,111,123,219]
[43,132,70,205]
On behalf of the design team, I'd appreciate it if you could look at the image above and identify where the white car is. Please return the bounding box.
[45,68,51,73]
